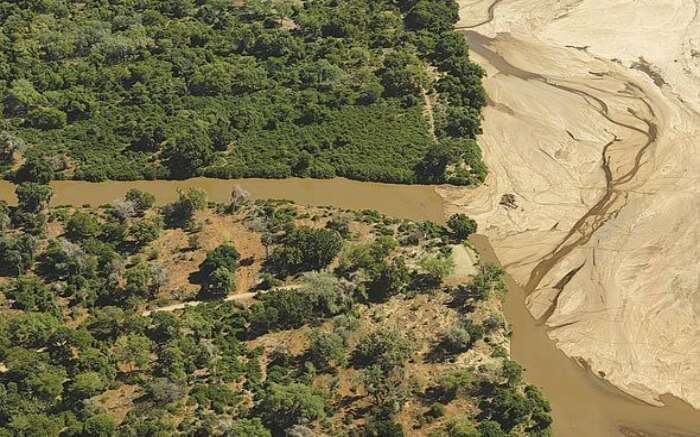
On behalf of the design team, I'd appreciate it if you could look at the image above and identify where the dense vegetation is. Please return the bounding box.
[0,0,486,185]
[0,184,551,436]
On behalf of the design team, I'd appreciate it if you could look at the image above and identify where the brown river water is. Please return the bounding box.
[1,177,698,436]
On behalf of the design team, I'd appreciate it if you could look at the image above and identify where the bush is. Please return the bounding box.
[125,189,156,215]
[447,214,478,241]
[163,188,207,228]
[27,107,67,130]
[356,329,413,372]
[65,211,101,241]
[270,227,342,275]
[256,383,326,432]
[307,329,348,372]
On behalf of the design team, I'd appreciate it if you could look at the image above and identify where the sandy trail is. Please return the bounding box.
[447,0,700,414]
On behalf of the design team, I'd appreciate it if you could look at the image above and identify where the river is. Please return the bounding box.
[1,177,698,435]
[0,177,445,223]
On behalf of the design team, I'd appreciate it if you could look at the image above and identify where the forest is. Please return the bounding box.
[0,183,551,436]
[0,0,486,185]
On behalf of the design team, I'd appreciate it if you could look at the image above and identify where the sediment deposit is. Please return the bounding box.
[445,0,700,408]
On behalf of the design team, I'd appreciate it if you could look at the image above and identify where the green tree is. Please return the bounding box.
[446,415,479,437]
[447,213,477,241]
[83,414,116,437]
[162,125,214,178]
[7,413,62,437]
[15,155,54,184]
[356,329,413,372]
[113,334,152,372]
[257,383,326,432]
[163,188,207,228]
[419,254,454,286]
[367,257,409,301]
[3,275,56,313]
[15,183,53,213]
[65,211,101,241]
[128,219,161,248]
[125,189,156,215]
[199,243,240,277]
[70,371,107,399]
[201,266,235,298]
[271,227,342,274]
[307,329,347,372]
[27,107,67,130]
[228,418,271,437]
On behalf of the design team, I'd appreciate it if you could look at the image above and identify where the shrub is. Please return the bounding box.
[27,107,67,130]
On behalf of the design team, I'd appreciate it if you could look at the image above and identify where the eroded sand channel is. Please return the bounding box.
[448,0,700,435]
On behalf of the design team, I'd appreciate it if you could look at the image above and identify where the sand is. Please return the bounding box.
[444,0,700,407]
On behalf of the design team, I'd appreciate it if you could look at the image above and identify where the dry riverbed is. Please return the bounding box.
[446,0,700,434]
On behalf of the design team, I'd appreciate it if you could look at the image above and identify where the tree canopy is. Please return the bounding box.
[0,0,486,185]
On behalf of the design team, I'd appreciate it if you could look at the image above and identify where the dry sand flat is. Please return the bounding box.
[446,0,700,410]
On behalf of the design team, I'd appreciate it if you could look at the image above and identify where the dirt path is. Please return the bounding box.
[141,291,259,317]
[141,285,302,317]
[444,0,700,432]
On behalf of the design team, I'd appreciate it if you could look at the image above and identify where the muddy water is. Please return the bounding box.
[471,235,700,437]
[0,177,445,223]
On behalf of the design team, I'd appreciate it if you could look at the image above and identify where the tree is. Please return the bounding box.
[83,414,116,437]
[25,364,66,401]
[446,415,479,437]
[162,124,214,178]
[501,359,523,387]
[163,188,207,228]
[6,413,63,437]
[442,106,481,139]
[419,254,454,286]
[70,371,107,399]
[435,368,472,401]
[4,275,56,313]
[415,141,460,183]
[477,421,506,437]
[0,131,25,164]
[4,79,44,116]
[15,155,55,184]
[481,387,530,432]
[128,219,161,248]
[27,107,67,130]
[270,227,342,274]
[256,383,326,432]
[367,257,409,301]
[405,0,459,34]
[113,334,152,372]
[525,385,552,433]
[15,183,53,213]
[228,418,271,437]
[440,325,473,354]
[125,189,156,215]
[447,214,477,241]
[307,329,347,372]
[356,329,413,372]
[124,262,164,299]
[201,266,235,298]
[199,243,240,277]
[65,211,101,241]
